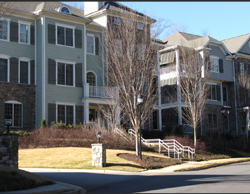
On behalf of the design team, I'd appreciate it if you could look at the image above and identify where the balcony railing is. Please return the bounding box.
[83,83,119,100]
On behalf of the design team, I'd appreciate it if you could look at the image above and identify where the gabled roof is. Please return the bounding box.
[85,1,156,23]
[4,1,85,19]
[221,33,250,53]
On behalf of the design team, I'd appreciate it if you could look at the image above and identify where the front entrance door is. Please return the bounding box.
[89,109,95,122]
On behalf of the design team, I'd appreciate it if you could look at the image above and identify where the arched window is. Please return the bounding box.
[87,72,96,86]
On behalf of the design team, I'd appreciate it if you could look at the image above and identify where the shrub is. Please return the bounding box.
[4,130,29,137]
[40,119,46,129]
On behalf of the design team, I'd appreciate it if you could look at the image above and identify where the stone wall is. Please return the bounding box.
[0,134,18,168]
[92,143,106,167]
[0,82,36,132]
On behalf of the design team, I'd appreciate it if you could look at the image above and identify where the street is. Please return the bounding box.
[32,161,250,193]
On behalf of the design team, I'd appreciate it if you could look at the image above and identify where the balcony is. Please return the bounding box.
[83,83,119,100]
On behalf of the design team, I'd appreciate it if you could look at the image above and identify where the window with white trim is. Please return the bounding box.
[5,102,22,127]
[114,17,121,25]
[18,21,31,44]
[210,56,219,73]
[208,84,221,101]
[115,39,122,57]
[87,35,95,54]
[240,62,245,76]
[138,43,145,60]
[87,72,96,86]
[57,62,74,86]
[137,22,144,30]
[57,104,74,125]
[0,58,8,82]
[19,59,30,84]
[56,24,74,47]
[0,20,9,41]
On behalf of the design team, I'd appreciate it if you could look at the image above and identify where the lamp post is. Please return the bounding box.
[96,131,102,143]
[137,94,143,160]
[5,115,12,134]
[220,107,230,153]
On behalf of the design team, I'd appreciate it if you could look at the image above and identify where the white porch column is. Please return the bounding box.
[84,83,89,98]
[176,49,182,125]
[84,100,89,124]
[157,50,162,130]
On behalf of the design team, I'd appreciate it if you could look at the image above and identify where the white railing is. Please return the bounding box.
[127,128,195,160]
[113,128,131,142]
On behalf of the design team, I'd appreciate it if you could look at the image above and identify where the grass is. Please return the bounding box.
[0,164,54,192]
[19,147,175,172]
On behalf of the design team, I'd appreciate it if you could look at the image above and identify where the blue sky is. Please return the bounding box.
[64,1,250,41]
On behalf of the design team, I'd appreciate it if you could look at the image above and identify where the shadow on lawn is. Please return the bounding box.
[105,163,144,169]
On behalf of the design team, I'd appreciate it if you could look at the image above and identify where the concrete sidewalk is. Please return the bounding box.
[3,158,250,194]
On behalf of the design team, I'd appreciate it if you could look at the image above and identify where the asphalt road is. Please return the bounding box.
[34,161,250,193]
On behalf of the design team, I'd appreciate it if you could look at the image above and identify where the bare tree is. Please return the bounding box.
[99,9,164,157]
[163,44,211,148]
[165,23,189,36]
[201,28,210,36]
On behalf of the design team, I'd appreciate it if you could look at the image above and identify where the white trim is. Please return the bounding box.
[42,15,89,26]
[56,60,75,87]
[0,55,10,82]
[86,34,95,55]
[42,17,46,120]
[55,23,75,48]
[55,102,76,125]
[4,101,23,128]
[86,70,97,86]
[0,19,10,42]
[18,59,30,85]
[5,100,22,104]
[18,21,31,45]
[0,54,10,59]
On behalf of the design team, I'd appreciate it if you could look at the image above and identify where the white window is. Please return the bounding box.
[56,103,76,125]
[56,60,75,87]
[0,18,10,41]
[210,56,219,73]
[114,17,121,25]
[87,34,95,54]
[126,20,133,28]
[59,6,71,14]
[5,101,22,127]
[87,71,96,86]
[56,23,75,47]
[18,20,31,44]
[138,43,146,60]
[19,58,30,84]
[137,22,144,30]
[115,39,122,57]
[240,62,245,76]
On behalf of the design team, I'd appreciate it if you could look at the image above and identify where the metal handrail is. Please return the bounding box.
[127,128,195,160]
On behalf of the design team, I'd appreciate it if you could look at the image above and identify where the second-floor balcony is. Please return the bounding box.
[83,83,119,100]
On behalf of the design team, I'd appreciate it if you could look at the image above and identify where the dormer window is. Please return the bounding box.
[59,6,71,14]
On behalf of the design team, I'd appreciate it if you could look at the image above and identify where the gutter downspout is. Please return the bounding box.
[233,55,238,136]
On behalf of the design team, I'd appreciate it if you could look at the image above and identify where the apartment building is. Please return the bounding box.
[0,1,161,132]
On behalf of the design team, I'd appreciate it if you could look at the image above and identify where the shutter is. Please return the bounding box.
[10,57,18,83]
[0,100,4,127]
[216,85,221,101]
[75,105,83,124]
[23,102,32,128]
[48,58,56,84]
[10,22,18,42]
[48,24,56,44]
[30,25,35,45]
[75,29,82,48]
[237,62,240,73]
[48,103,56,124]
[30,60,35,85]
[95,37,99,55]
[219,59,223,73]
[75,63,82,87]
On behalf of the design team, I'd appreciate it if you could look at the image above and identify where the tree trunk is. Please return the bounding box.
[194,126,197,148]
[135,132,139,156]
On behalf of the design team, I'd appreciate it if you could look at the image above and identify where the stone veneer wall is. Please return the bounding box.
[92,143,106,167]
[0,134,18,168]
[0,82,36,132]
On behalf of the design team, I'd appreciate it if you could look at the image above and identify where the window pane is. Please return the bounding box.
[57,26,65,45]
[5,103,12,122]
[211,85,216,100]
[66,28,73,46]
[58,105,65,123]
[14,104,22,127]
[87,72,96,86]
[58,63,65,85]
[20,24,28,43]
[0,58,7,82]
[0,21,8,40]
[87,36,94,54]
[66,64,73,86]
[66,106,73,125]
[20,61,28,84]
